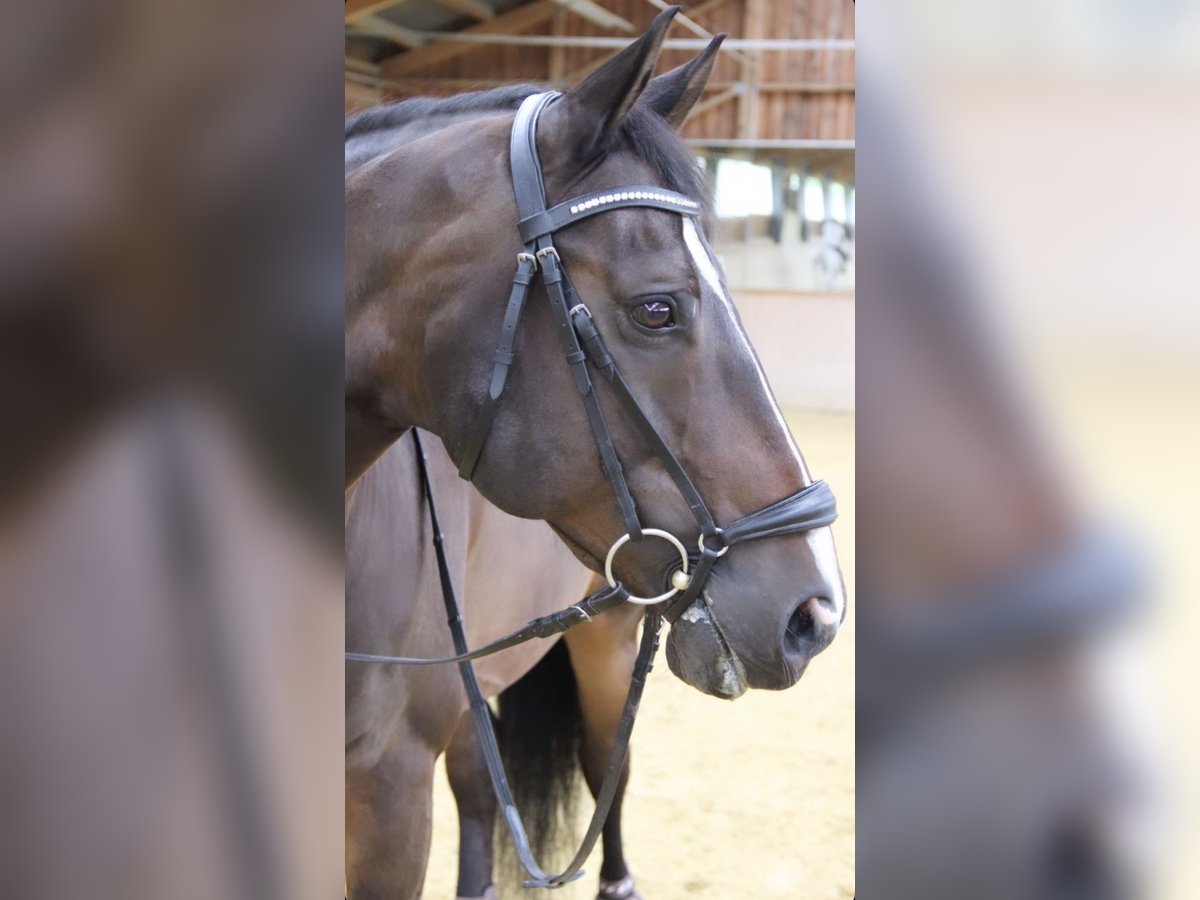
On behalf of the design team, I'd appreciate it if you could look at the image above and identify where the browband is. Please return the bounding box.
[518,186,701,242]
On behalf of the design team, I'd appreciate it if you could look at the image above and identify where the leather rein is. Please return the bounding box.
[346,92,840,889]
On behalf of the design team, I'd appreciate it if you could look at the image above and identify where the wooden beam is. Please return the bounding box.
[561,48,620,86]
[552,0,634,32]
[379,34,848,49]
[436,0,495,21]
[381,0,557,77]
[345,0,408,22]
[690,85,739,117]
[548,10,567,84]
[344,57,381,77]
[368,77,514,92]
[756,82,855,94]
[345,76,854,94]
[642,0,750,65]
[737,0,764,140]
[354,13,426,48]
[678,0,737,24]
[684,139,854,149]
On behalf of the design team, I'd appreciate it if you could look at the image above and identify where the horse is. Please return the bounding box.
[346,9,845,897]
[345,4,844,699]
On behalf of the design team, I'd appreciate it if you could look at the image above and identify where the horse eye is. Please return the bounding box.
[631,300,675,330]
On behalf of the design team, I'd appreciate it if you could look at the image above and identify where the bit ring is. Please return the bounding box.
[604,529,690,606]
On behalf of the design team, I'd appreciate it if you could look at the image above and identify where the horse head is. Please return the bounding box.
[346,9,845,698]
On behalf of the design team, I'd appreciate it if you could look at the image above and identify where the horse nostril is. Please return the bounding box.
[787,603,814,641]
[786,596,839,649]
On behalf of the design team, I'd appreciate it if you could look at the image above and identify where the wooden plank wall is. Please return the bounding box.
[347,0,854,142]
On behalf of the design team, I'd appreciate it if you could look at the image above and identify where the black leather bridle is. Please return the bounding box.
[462,90,838,620]
[346,91,841,890]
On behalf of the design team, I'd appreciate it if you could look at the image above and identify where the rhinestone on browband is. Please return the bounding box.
[568,192,699,215]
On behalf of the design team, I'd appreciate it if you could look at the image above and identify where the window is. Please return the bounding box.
[828,182,847,223]
[803,176,825,220]
[714,158,774,217]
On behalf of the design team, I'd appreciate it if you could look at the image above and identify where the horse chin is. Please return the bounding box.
[665,599,748,700]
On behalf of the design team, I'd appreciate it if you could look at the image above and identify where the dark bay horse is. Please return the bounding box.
[345,9,846,701]
[346,11,845,897]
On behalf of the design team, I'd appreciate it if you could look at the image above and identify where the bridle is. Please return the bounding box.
[346,91,840,890]
[461,90,838,619]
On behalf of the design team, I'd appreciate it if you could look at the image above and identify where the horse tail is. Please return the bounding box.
[495,639,583,877]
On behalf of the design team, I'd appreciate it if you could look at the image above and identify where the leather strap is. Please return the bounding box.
[540,249,643,539]
[660,544,721,623]
[721,479,837,545]
[571,304,720,540]
[457,254,538,480]
[537,609,661,888]
[518,185,700,243]
[409,428,568,888]
[348,430,659,890]
[508,92,557,222]
[344,581,628,667]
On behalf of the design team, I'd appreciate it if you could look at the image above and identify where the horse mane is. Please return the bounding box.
[345,85,712,217]
[344,83,540,141]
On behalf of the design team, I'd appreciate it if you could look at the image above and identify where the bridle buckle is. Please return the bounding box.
[568,302,592,320]
[698,530,729,559]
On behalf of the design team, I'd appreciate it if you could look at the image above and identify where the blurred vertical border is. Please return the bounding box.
[857,2,1198,898]
[0,1,345,897]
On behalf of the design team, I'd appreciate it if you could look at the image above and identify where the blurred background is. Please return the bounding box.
[346,1,855,896]
[858,2,1199,898]
[1,1,345,897]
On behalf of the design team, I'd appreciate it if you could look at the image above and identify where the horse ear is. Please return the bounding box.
[550,6,679,160]
[641,34,726,130]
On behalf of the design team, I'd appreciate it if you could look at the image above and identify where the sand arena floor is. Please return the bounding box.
[423,411,855,899]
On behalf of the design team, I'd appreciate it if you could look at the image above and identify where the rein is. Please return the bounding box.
[365,430,654,889]
[346,91,842,890]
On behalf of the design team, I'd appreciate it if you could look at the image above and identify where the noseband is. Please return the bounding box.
[459,91,838,620]
[346,91,841,891]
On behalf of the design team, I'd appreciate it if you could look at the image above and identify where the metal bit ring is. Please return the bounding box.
[604,529,690,606]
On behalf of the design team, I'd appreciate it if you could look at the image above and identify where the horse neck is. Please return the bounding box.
[345,110,517,177]
[344,218,431,485]
[345,120,514,486]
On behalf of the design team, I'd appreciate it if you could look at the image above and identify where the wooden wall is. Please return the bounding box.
[346,0,855,143]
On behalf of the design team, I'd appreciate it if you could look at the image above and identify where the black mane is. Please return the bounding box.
[345,85,711,215]
[344,84,541,141]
